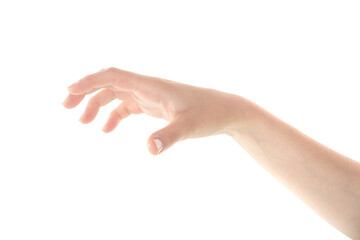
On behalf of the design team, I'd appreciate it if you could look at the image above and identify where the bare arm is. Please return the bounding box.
[228,100,360,239]
[63,68,360,239]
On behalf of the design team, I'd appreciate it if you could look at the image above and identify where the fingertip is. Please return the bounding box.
[63,93,85,109]
[62,100,75,109]
[103,110,123,134]
[78,116,85,124]
[62,96,75,109]
[62,99,70,108]
[147,137,164,155]
[78,114,91,124]
[102,125,112,133]
[148,142,158,155]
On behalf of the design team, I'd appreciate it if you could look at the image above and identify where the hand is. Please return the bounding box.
[63,67,249,155]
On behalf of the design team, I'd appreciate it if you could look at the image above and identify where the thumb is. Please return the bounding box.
[147,119,189,155]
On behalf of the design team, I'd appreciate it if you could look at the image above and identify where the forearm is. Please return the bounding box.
[65,68,359,237]
[228,98,360,239]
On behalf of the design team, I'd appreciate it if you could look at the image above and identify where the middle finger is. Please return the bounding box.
[79,89,130,123]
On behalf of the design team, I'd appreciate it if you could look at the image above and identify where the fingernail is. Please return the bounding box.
[154,138,164,154]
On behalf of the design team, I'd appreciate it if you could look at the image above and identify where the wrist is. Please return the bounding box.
[223,95,259,138]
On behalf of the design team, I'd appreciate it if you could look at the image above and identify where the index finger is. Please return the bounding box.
[67,67,142,95]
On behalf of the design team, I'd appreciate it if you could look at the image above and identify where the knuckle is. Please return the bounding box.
[112,111,124,119]
[112,109,122,119]
[83,73,95,82]
[88,97,99,106]
[113,105,129,119]
[106,67,118,86]
[106,67,118,73]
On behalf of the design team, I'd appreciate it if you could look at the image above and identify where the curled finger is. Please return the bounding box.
[79,88,118,124]
[103,101,142,133]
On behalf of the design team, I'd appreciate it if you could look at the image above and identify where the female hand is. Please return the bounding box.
[63,67,249,155]
[63,68,360,238]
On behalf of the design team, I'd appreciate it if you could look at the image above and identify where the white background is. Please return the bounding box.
[0,0,359,239]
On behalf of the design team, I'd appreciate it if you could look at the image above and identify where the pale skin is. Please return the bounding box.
[63,67,360,239]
